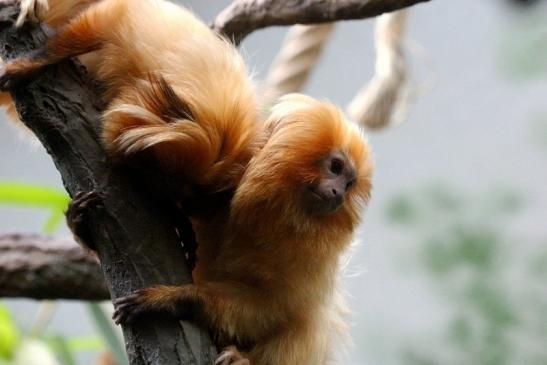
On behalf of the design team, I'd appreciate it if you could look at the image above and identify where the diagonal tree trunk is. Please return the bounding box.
[0,5,216,364]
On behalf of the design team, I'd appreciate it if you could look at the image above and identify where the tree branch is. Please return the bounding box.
[0,4,216,365]
[0,233,108,300]
[213,0,431,44]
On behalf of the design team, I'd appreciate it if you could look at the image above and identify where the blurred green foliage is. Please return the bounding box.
[48,336,77,365]
[88,304,127,365]
[498,16,547,80]
[531,116,547,151]
[386,183,547,365]
[0,182,69,233]
[0,181,128,365]
[0,304,19,361]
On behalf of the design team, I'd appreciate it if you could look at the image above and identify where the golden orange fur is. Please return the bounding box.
[189,95,373,365]
[1,1,374,364]
[1,0,258,190]
[114,94,373,365]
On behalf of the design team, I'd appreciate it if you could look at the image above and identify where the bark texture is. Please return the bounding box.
[0,4,216,365]
[0,233,108,300]
[213,0,430,44]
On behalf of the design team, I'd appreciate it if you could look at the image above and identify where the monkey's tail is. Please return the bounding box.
[103,73,258,191]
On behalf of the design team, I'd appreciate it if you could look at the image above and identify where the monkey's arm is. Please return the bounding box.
[112,282,253,329]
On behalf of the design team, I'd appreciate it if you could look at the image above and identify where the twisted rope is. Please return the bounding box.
[347,10,408,129]
[261,23,335,109]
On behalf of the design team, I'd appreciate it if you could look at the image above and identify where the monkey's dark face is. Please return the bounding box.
[305,151,357,216]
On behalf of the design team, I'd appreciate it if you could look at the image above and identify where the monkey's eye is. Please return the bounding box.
[330,158,344,175]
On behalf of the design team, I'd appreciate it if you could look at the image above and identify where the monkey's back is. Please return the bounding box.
[80,0,259,188]
[94,0,256,120]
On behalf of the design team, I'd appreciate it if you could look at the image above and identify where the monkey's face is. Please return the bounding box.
[305,150,357,215]
[233,93,372,231]
[262,94,372,221]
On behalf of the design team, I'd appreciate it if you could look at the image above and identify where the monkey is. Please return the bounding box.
[112,93,373,365]
[0,1,374,364]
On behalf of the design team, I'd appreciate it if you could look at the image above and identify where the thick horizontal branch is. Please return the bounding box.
[0,233,108,300]
[213,0,431,44]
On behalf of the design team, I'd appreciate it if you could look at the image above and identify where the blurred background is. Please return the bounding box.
[1,0,546,364]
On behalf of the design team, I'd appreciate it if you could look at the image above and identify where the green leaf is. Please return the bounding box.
[0,182,69,208]
[43,209,66,235]
[0,304,20,360]
[0,182,70,233]
[87,304,128,365]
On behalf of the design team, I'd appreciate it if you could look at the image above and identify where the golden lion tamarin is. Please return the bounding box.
[0,1,374,364]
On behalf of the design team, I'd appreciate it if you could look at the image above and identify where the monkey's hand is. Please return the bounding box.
[0,0,49,27]
[215,346,251,365]
[66,191,103,254]
[112,285,197,325]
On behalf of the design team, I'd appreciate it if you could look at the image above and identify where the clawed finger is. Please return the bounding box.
[71,191,101,207]
[113,293,141,306]
[67,191,102,220]
[112,291,148,325]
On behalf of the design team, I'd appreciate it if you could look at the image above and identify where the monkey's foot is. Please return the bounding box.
[66,191,102,253]
[112,289,153,325]
[215,346,251,365]
[0,0,49,27]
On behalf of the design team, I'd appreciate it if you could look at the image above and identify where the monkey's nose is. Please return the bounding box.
[328,185,345,199]
[326,188,343,207]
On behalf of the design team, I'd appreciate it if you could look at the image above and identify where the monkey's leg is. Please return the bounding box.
[0,0,102,126]
[7,0,103,28]
[66,191,103,255]
[248,323,324,365]
[0,0,123,89]
[0,0,50,27]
